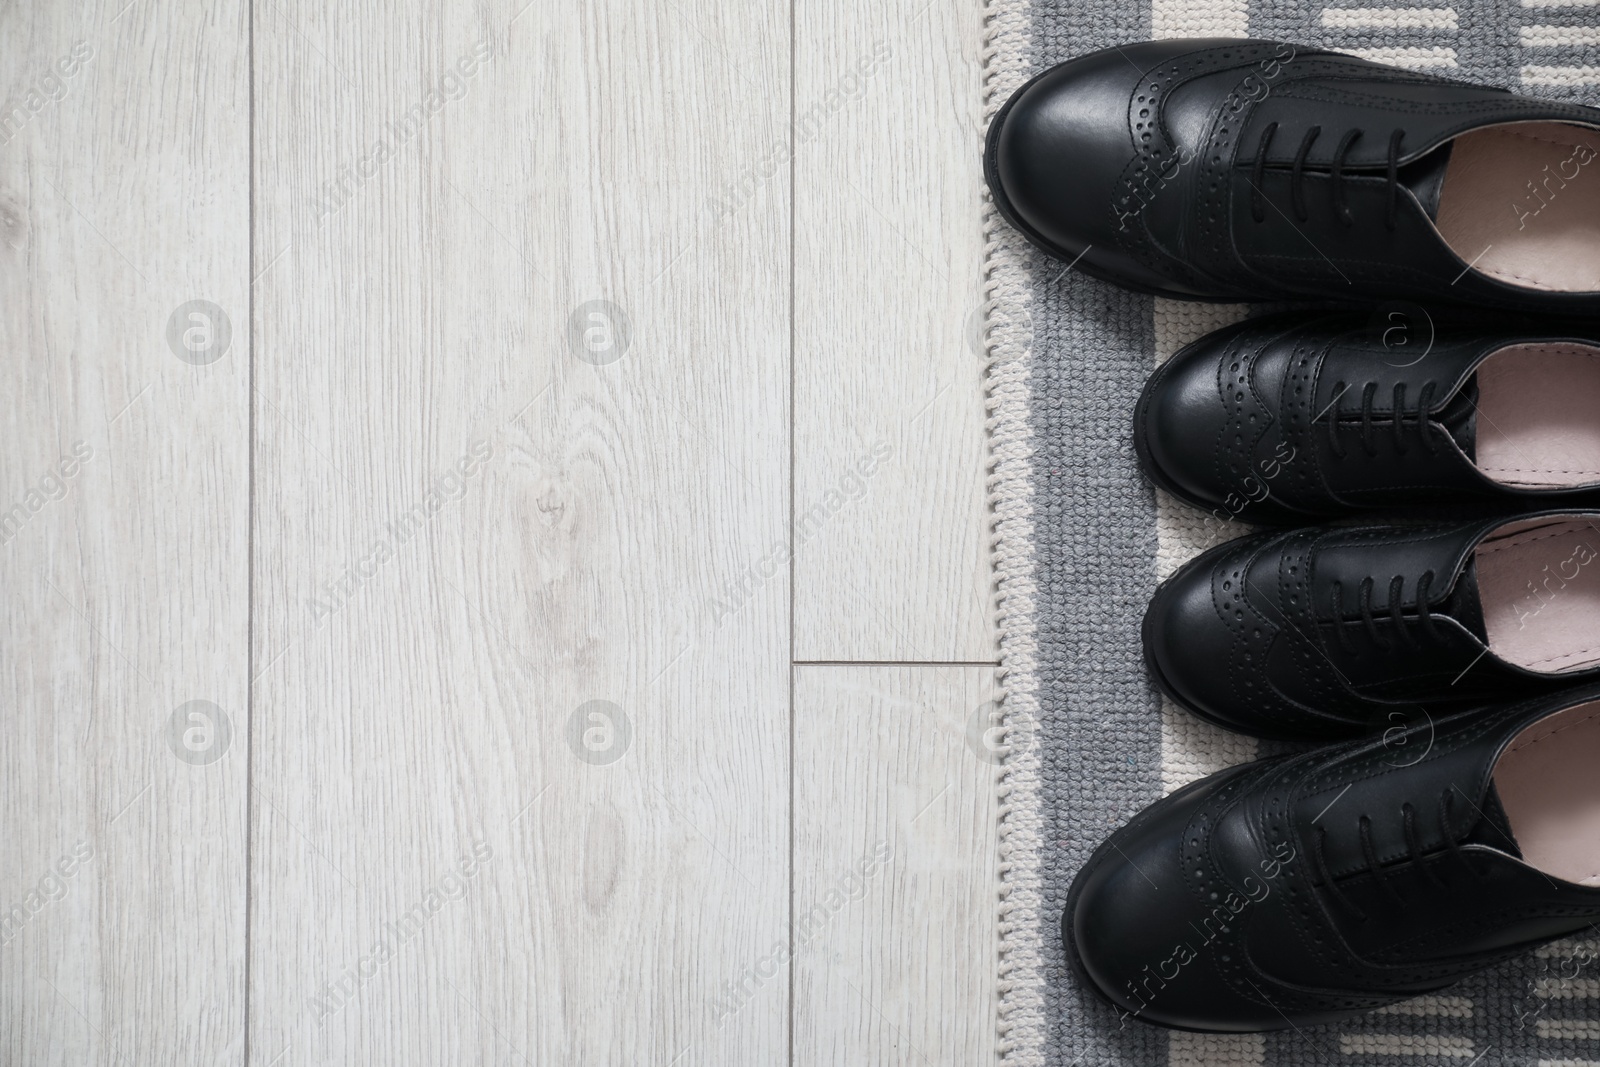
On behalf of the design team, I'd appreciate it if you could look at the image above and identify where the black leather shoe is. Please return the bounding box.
[985,39,1600,312]
[1146,511,1600,739]
[1067,684,1600,1032]
[1135,312,1600,524]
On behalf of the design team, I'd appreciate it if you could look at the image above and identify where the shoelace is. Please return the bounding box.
[1312,789,1480,921]
[1251,124,1408,229]
[1325,380,1440,459]
[1329,569,1438,653]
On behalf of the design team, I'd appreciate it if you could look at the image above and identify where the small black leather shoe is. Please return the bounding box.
[1136,312,1600,524]
[1067,684,1600,1032]
[1146,511,1600,739]
[986,39,1600,312]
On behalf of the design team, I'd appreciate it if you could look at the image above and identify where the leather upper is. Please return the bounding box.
[1068,685,1600,1032]
[1136,312,1600,524]
[1143,511,1600,739]
[987,39,1600,311]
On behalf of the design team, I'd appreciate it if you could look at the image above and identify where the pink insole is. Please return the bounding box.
[1477,518,1600,673]
[1436,122,1600,294]
[1476,344,1600,489]
[1496,700,1600,886]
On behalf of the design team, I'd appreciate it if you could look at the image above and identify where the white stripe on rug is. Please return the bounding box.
[1152,303,1259,804]
[1536,977,1600,999]
[1536,1017,1600,1043]
[1148,20,1254,1067]
[1170,1031,1266,1066]
[1538,938,1600,958]
[1374,995,1476,1017]
[1340,1034,1479,1057]
[1322,7,1459,30]
[1539,1019,1600,1041]
[1347,46,1460,68]
[1154,0,1246,38]
[1523,25,1600,46]
[1523,64,1600,84]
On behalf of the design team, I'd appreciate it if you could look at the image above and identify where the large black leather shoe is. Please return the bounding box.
[1136,312,1600,524]
[985,39,1600,312]
[1067,684,1600,1032]
[1146,511,1600,739]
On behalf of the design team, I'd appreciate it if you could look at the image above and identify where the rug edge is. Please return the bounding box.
[979,0,1045,1060]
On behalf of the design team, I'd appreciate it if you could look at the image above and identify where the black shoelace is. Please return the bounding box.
[1329,569,1438,653]
[1325,380,1440,459]
[1311,789,1480,922]
[1252,124,1408,229]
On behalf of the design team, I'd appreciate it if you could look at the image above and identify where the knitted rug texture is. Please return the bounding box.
[980,6,1600,1065]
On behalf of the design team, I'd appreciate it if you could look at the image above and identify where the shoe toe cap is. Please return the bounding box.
[1144,549,1252,726]
[988,47,1196,289]
[988,40,1248,294]
[1067,767,1289,1032]
[1139,339,1240,512]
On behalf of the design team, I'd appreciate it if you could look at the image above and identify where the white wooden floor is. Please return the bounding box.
[0,1,998,1064]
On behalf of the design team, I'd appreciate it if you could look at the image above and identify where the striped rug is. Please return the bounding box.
[980,4,1600,1065]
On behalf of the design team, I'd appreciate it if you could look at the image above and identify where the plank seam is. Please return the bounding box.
[793,660,1001,667]
[244,0,257,1062]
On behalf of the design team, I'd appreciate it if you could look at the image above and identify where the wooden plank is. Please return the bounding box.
[792,665,1001,1066]
[793,0,996,662]
[0,1,250,1063]
[248,1,790,1063]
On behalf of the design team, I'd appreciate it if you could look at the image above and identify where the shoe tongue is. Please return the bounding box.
[1399,140,1456,222]
[1435,376,1478,462]
[1463,781,1523,859]
[1441,557,1488,642]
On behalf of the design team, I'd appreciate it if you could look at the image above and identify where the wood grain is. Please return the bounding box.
[793,0,996,662]
[2,2,1006,1062]
[0,1,250,1063]
[249,1,791,1063]
[792,665,1001,1066]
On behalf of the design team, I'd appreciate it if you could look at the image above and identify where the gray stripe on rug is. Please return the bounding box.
[1023,1,1165,1065]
